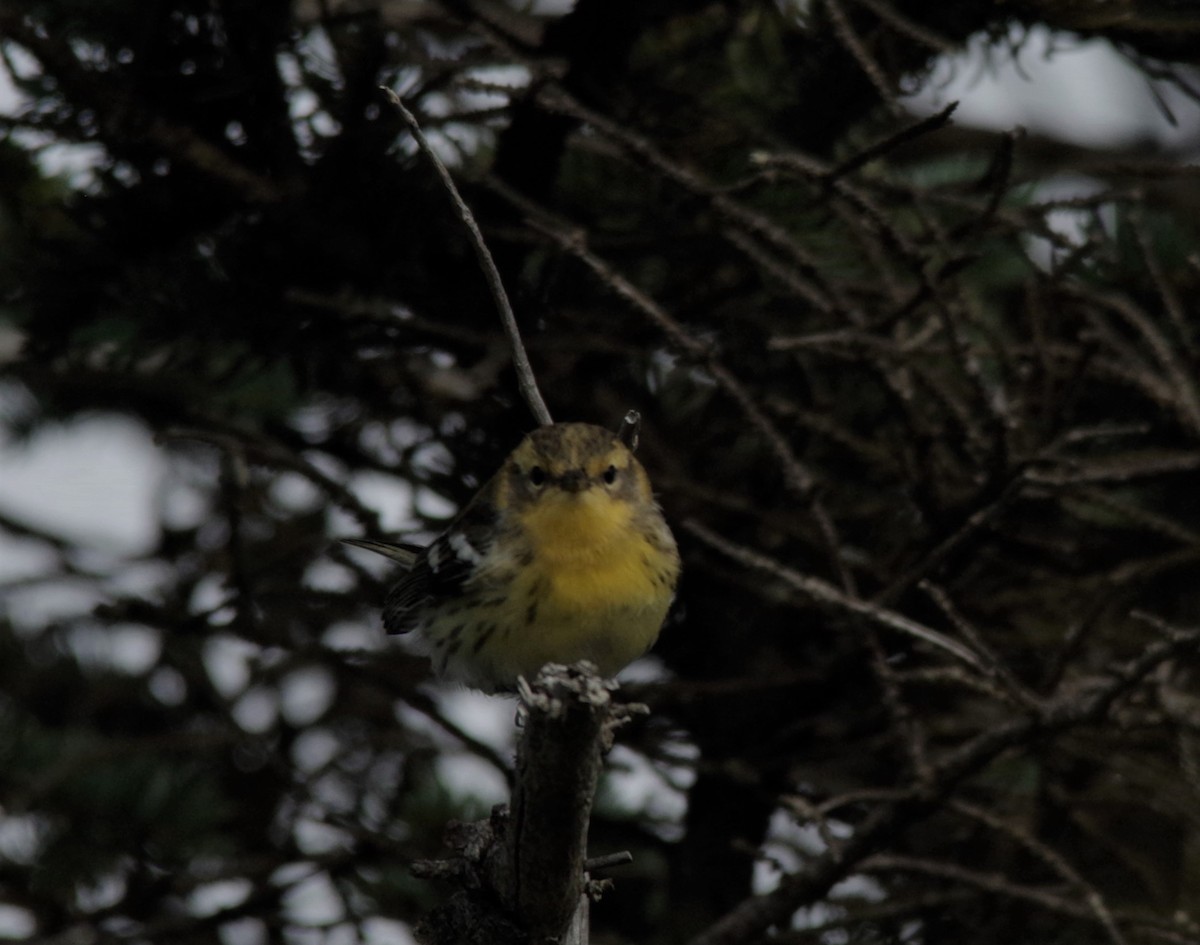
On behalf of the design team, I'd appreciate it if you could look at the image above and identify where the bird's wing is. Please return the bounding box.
[344,496,501,635]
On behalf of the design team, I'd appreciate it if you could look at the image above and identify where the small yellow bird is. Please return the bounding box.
[345,420,680,692]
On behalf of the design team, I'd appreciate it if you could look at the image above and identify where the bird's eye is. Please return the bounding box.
[528,466,546,487]
[603,465,618,485]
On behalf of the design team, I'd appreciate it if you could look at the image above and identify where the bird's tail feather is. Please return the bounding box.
[341,538,421,568]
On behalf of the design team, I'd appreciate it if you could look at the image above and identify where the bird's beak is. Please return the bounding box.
[558,469,588,493]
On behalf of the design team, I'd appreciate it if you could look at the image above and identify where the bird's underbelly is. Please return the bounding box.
[424,545,672,689]
[518,593,666,676]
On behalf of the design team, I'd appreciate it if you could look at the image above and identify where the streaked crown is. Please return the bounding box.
[498,422,652,510]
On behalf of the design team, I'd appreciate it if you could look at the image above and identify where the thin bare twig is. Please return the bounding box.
[860,854,1125,936]
[382,87,553,427]
[847,0,958,54]
[948,799,1129,945]
[684,519,986,671]
[823,0,901,110]
[919,580,1042,709]
[1133,209,1197,359]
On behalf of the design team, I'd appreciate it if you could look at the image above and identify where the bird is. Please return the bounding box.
[344,420,680,692]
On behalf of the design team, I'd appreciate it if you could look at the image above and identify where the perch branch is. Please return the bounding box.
[412,663,637,945]
[503,663,630,943]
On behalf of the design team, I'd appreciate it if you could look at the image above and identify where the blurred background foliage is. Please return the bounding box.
[3,1,1200,943]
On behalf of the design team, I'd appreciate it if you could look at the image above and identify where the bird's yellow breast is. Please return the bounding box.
[518,487,636,564]
[480,490,674,682]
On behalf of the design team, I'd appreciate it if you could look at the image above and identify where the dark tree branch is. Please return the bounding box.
[687,619,1200,945]
[413,664,638,945]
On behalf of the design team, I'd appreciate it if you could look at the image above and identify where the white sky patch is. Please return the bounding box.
[343,471,417,534]
[269,471,324,513]
[435,689,517,757]
[616,652,670,684]
[160,473,213,530]
[0,813,42,866]
[303,557,357,593]
[294,817,353,856]
[0,904,36,940]
[75,871,127,913]
[232,686,280,733]
[908,26,1200,150]
[321,620,384,652]
[413,486,456,522]
[599,743,691,838]
[394,692,512,806]
[362,918,418,945]
[187,878,253,918]
[190,572,232,617]
[204,634,261,698]
[279,32,344,149]
[67,622,162,674]
[148,665,188,705]
[0,535,57,582]
[5,581,106,634]
[458,63,531,114]
[0,47,32,115]
[435,753,509,809]
[0,47,110,186]
[291,727,342,773]
[0,413,166,555]
[1022,173,1114,269]
[218,917,267,945]
[106,559,174,599]
[280,870,345,926]
[279,665,337,726]
[753,808,849,895]
[35,141,109,189]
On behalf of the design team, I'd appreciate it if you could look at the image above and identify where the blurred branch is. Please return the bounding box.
[162,424,382,531]
[0,12,291,203]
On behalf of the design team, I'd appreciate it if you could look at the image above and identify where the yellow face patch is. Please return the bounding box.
[518,486,636,564]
